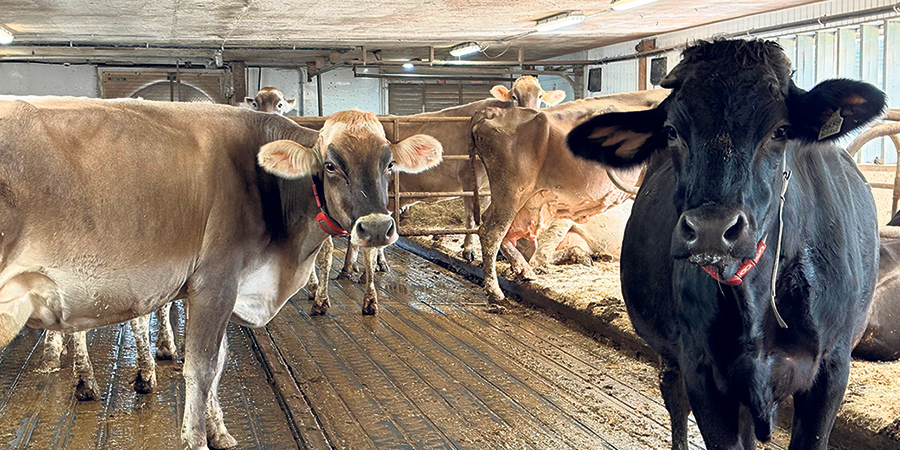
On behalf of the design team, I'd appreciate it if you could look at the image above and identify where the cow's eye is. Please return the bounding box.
[277,102,284,109]
[511,95,518,102]
[772,126,790,141]
[387,161,395,171]
[324,162,337,172]
[664,126,678,141]
[251,101,258,109]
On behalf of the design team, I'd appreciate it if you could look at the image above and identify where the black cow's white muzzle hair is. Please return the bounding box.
[350,214,398,247]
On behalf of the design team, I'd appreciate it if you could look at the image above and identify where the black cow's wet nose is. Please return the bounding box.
[673,204,752,262]
[353,214,396,247]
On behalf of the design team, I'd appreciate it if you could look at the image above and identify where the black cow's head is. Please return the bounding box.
[567,39,884,278]
[256,109,442,247]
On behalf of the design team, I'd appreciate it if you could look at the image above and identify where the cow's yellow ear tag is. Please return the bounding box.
[818,108,843,140]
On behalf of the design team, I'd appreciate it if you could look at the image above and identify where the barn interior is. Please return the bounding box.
[1,1,900,449]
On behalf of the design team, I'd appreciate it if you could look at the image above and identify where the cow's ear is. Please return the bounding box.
[258,140,320,179]
[490,85,511,101]
[391,135,443,173]
[567,106,668,168]
[240,99,255,110]
[789,79,886,141]
[285,98,297,111]
[542,90,566,106]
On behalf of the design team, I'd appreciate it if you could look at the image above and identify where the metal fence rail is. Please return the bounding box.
[291,115,488,237]
[848,109,900,216]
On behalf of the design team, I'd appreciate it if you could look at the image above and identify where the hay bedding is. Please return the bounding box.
[404,194,900,438]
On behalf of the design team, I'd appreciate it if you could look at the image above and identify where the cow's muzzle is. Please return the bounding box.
[350,214,397,247]
[672,204,756,275]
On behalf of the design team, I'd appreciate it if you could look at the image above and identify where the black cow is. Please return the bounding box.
[567,39,885,450]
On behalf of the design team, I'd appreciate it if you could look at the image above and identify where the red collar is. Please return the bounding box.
[312,179,350,238]
[701,239,767,286]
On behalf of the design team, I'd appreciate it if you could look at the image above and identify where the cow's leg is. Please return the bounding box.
[361,246,379,315]
[181,281,237,450]
[206,337,237,449]
[72,331,100,401]
[337,242,360,280]
[659,359,691,450]
[155,303,177,360]
[131,314,157,394]
[310,238,334,315]
[684,369,743,449]
[479,203,518,309]
[500,239,537,281]
[375,247,390,273]
[461,196,479,262]
[788,354,850,450]
[38,330,65,373]
[530,219,573,267]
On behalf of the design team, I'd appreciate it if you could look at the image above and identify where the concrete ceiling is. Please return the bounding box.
[0,0,826,66]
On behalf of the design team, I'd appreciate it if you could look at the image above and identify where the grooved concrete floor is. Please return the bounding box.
[0,241,803,449]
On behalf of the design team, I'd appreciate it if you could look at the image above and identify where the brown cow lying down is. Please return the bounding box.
[0,98,441,449]
[854,212,900,360]
[516,199,633,266]
[471,89,670,306]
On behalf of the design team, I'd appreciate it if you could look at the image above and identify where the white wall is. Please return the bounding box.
[0,63,99,97]
[303,67,383,116]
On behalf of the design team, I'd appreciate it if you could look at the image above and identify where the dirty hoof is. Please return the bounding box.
[461,248,477,262]
[310,299,330,316]
[486,304,508,314]
[75,376,100,401]
[306,286,318,301]
[362,302,378,315]
[376,261,390,273]
[156,345,177,361]
[133,369,157,394]
[207,430,238,449]
[511,267,537,282]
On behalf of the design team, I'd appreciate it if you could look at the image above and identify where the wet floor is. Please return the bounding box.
[0,241,810,449]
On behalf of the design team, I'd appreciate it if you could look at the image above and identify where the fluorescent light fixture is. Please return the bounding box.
[0,27,13,45]
[449,42,482,57]
[402,62,414,69]
[610,0,661,12]
[534,11,585,33]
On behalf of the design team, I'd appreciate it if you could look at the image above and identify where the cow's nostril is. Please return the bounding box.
[385,221,395,238]
[723,213,746,243]
[680,215,697,242]
[357,222,367,235]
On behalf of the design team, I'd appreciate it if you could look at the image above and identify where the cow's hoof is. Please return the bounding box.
[207,430,238,449]
[486,304,508,314]
[461,248,477,262]
[156,345,177,361]
[75,376,100,401]
[376,261,390,273]
[336,270,353,280]
[362,302,378,316]
[306,285,318,301]
[133,369,157,394]
[310,299,330,316]
[511,266,537,282]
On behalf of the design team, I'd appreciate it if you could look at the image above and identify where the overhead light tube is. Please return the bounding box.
[610,0,662,12]
[534,11,586,33]
[0,27,13,45]
[449,42,482,57]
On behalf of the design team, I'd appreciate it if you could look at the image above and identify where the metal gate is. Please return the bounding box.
[291,115,487,237]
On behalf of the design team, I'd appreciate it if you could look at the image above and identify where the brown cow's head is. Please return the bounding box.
[491,76,566,109]
[257,110,442,247]
[243,87,296,115]
[568,39,885,279]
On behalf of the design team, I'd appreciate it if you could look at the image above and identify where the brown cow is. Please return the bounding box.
[490,75,566,109]
[0,98,440,448]
[471,89,670,306]
[243,86,297,115]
